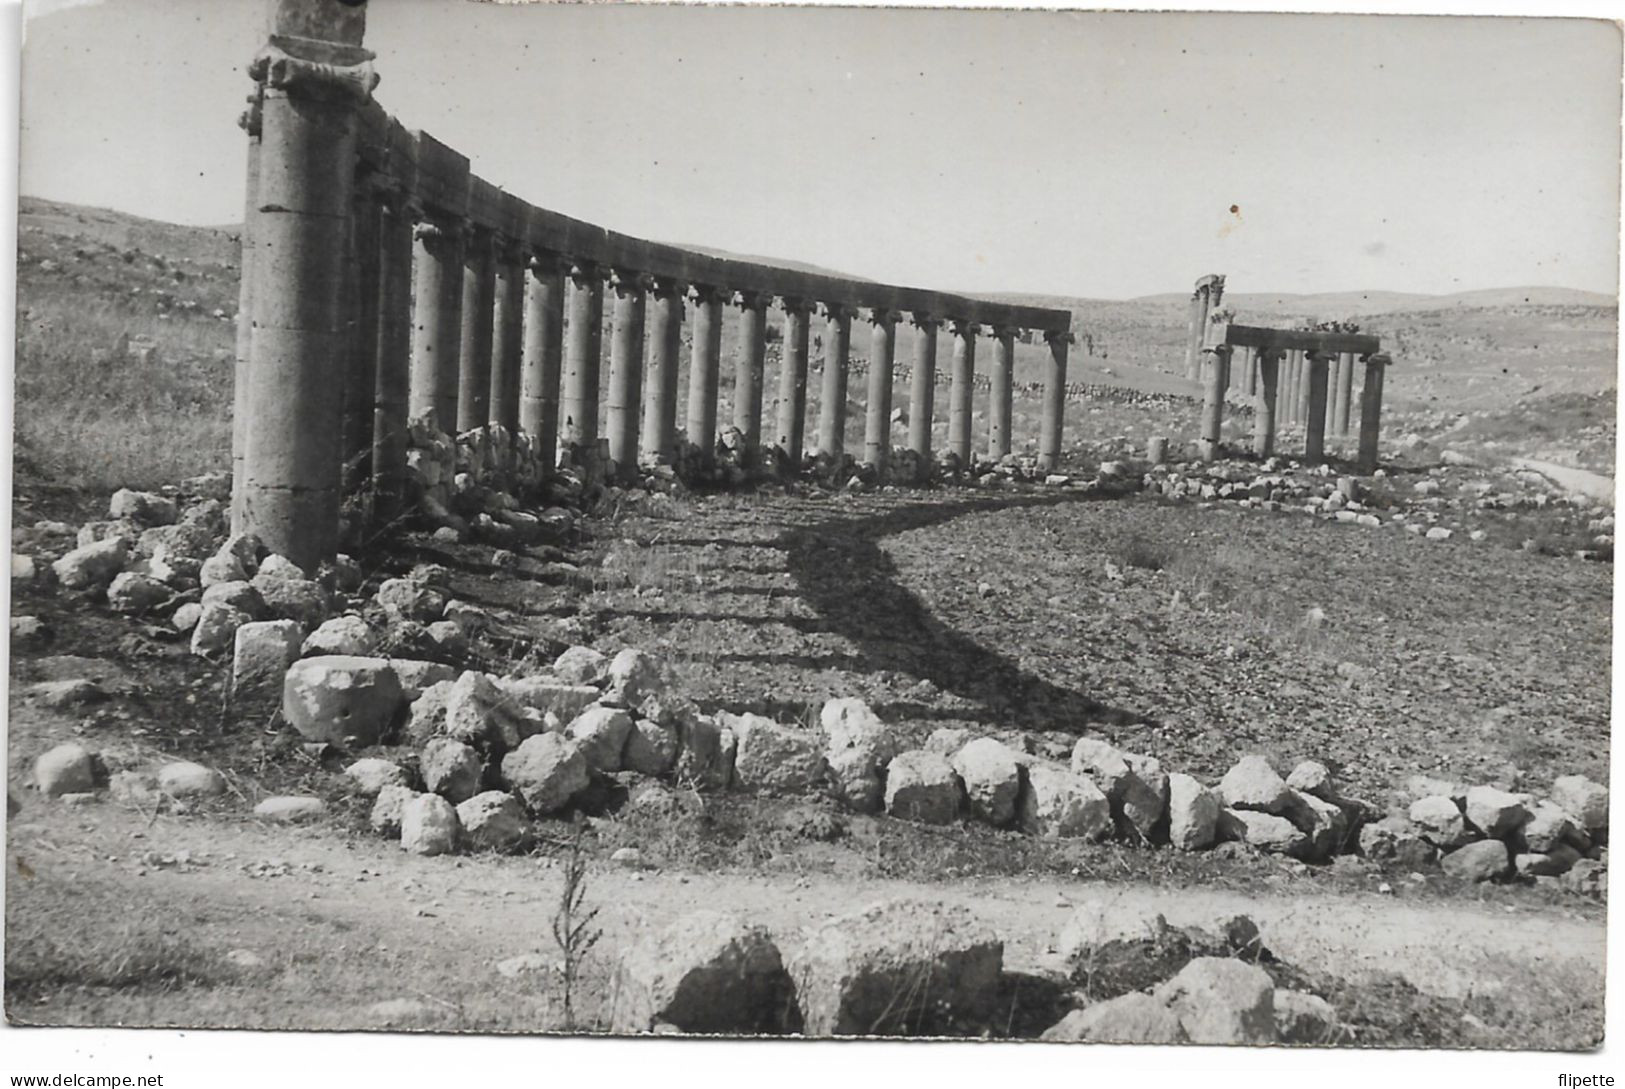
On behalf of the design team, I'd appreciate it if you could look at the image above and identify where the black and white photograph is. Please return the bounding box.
[2,0,1619,1080]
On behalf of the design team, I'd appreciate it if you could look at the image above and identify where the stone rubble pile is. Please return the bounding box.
[608,895,1342,1043]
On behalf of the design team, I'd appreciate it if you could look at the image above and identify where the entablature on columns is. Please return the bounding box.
[1216,323,1382,357]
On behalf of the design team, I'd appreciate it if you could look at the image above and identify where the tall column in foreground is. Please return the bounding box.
[490,237,526,435]
[520,251,566,474]
[456,225,496,432]
[946,319,977,468]
[1304,349,1330,463]
[686,283,724,466]
[816,303,853,459]
[1252,348,1281,458]
[370,177,415,527]
[1038,330,1071,472]
[641,277,685,466]
[1357,353,1391,474]
[239,0,375,571]
[231,85,263,534]
[862,307,898,472]
[606,269,647,482]
[988,326,1015,459]
[734,290,769,460]
[774,296,813,465]
[1334,350,1355,437]
[1197,345,1232,462]
[907,313,939,478]
[561,261,604,457]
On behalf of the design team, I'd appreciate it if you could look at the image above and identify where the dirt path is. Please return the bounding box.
[1510,457,1616,505]
[6,798,1604,1033]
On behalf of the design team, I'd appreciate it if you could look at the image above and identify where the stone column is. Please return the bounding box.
[606,269,647,482]
[1038,330,1070,472]
[1198,345,1232,462]
[816,303,853,459]
[774,296,813,465]
[561,260,604,454]
[1295,349,1313,427]
[641,277,685,466]
[370,185,414,526]
[1240,346,1257,397]
[988,326,1015,459]
[230,87,263,534]
[862,307,898,472]
[1252,348,1281,458]
[686,283,724,466]
[489,238,525,435]
[455,225,496,432]
[409,215,464,430]
[1357,353,1391,474]
[1335,350,1355,437]
[342,173,383,497]
[946,319,977,468]
[1304,350,1330,463]
[520,252,566,471]
[907,313,939,477]
[1323,352,1342,440]
[239,1,375,572]
[733,290,769,458]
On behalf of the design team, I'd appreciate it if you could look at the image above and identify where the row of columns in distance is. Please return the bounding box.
[1198,345,1391,472]
[1233,347,1361,435]
[398,243,1074,482]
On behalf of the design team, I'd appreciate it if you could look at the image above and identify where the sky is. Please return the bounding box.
[15,0,1624,300]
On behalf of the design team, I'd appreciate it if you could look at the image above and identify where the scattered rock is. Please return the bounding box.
[613,911,797,1034]
[52,537,128,590]
[603,647,663,707]
[400,793,461,855]
[1018,763,1111,840]
[1274,988,1341,1044]
[884,750,963,825]
[232,619,304,702]
[33,742,97,797]
[1167,772,1220,850]
[1463,785,1530,839]
[281,655,406,747]
[1154,957,1276,1045]
[303,615,376,658]
[1441,839,1509,882]
[1358,815,1439,867]
[820,697,897,814]
[419,737,485,803]
[789,898,1003,1036]
[455,791,531,853]
[30,678,107,710]
[109,488,178,526]
[728,713,826,793]
[375,578,449,623]
[370,785,417,836]
[1218,808,1306,855]
[105,571,170,615]
[190,601,252,659]
[564,704,635,773]
[1551,775,1609,833]
[950,738,1022,827]
[253,796,326,823]
[501,733,590,815]
[553,644,610,686]
[1218,755,1291,814]
[1409,794,1472,848]
[1515,845,1582,878]
[672,714,736,792]
[156,761,226,799]
[623,717,680,777]
[1040,993,1188,1044]
[344,758,408,796]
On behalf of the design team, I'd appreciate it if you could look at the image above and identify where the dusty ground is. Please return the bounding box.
[5,471,1611,1045]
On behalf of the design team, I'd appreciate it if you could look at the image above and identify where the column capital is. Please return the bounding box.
[648,275,687,298]
[1363,352,1393,367]
[821,302,857,321]
[1044,329,1075,346]
[779,295,816,316]
[1257,346,1285,363]
[238,89,264,137]
[689,282,725,305]
[527,249,570,276]
[865,307,900,327]
[567,259,601,285]
[947,318,980,337]
[249,40,379,105]
[609,267,652,294]
[735,288,770,310]
[493,234,529,267]
[910,312,940,331]
[990,324,1018,340]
